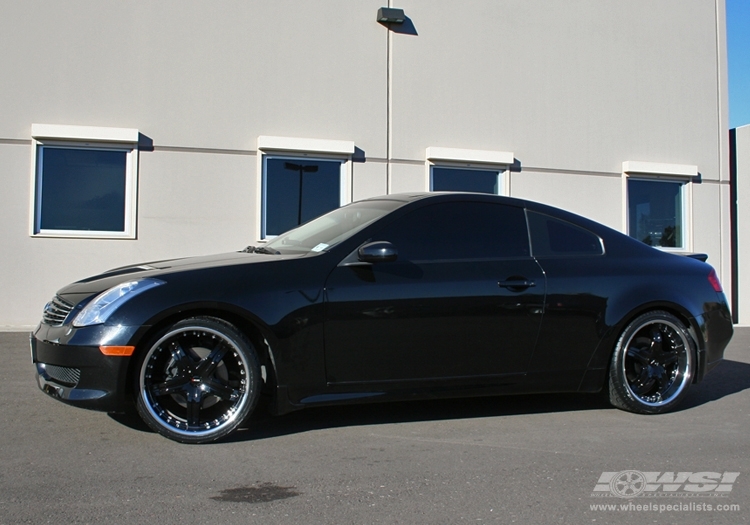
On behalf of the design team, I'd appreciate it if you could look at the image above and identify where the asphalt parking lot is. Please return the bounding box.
[1,329,748,525]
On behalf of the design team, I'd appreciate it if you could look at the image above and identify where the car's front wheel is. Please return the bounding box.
[135,317,261,443]
[608,311,695,414]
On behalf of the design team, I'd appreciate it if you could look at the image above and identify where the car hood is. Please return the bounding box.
[57,250,305,296]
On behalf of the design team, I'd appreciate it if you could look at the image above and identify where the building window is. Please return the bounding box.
[30,124,139,238]
[622,161,696,251]
[262,156,344,237]
[628,179,685,248]
[425,146,514,195]
[430,166,503,194]
[257,136,355,239]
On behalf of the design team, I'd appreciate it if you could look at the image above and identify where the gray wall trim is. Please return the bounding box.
[0,139,31,145]
[698,178,731,185]
[152,145,257,156]
[389,158,425,166]
[517,167,621,178]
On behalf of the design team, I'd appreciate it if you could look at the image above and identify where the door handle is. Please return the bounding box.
[498,279,535,291]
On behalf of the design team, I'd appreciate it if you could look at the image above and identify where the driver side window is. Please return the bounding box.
[373,201,530,262]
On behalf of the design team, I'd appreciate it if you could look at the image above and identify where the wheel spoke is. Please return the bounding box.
[196,341,229,378]
[656,374,673,393]
[203,378,241,401]
[185,395,202,426]
[630,367,655,396]
[170,341,195,371]
[627,345,651,365]
[150,377,189,397]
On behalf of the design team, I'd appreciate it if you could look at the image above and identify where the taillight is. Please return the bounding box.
[708,269,723,293]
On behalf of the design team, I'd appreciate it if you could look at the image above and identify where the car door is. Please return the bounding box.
[524,210,609,389]
[323,200,546,385]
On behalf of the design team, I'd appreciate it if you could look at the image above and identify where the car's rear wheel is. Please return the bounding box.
[608,311,695,414]
[135,317,261,443]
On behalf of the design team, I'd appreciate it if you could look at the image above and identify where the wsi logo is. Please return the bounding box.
[592,471,740,498]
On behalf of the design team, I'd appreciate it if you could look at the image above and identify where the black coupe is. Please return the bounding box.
[31,193,733,443]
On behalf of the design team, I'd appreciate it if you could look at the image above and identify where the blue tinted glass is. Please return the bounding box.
[38,147,127,232]
[265,157,341,236]
[628,179,683,248]
[431,167,499,194]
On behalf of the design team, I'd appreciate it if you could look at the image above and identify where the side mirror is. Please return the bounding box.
[358,241,398,263]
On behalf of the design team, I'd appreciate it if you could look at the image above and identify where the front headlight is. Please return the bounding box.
[72,278,165,327]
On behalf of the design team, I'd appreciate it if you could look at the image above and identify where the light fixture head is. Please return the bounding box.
[377,7,406,24]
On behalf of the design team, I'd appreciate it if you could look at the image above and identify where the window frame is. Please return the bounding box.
[257,136,354,240]
[29,124,139,239]
[622,161,696,252]
[425,147,514,196]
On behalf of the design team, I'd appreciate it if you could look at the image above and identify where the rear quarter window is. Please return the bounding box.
[527,211,603,257]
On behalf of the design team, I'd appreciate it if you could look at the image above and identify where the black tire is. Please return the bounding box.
[608,310,695,414]
[135,317,261,443]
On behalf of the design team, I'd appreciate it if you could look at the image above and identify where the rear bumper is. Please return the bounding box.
[30,323,141,412]
[692,304,734,383]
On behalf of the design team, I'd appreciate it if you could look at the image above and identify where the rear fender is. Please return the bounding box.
[585,287,706,380]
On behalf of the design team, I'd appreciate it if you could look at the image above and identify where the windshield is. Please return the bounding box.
[262,200,403,254]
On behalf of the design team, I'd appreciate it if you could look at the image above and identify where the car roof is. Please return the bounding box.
[360,191,528,205]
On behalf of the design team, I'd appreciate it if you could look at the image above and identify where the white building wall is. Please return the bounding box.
[0,0,731,327]
[736,124,750,324]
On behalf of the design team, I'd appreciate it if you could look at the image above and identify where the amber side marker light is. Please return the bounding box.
[99,346,136,356]
[708,270,723,293]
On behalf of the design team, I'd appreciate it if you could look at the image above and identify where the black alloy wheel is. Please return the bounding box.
[608,310,695,414]
[135,317,261,443]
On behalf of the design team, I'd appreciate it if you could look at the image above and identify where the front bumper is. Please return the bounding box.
[31,323,142,412]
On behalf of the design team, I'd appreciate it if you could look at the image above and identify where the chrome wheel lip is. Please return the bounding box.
[620,318,692,408]
[139,326,252,438]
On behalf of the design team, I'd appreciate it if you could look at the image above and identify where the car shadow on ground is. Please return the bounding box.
[679,358,750,409]
[109,358,750,443]
[109,389,612,440]
[227,392,610,444]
